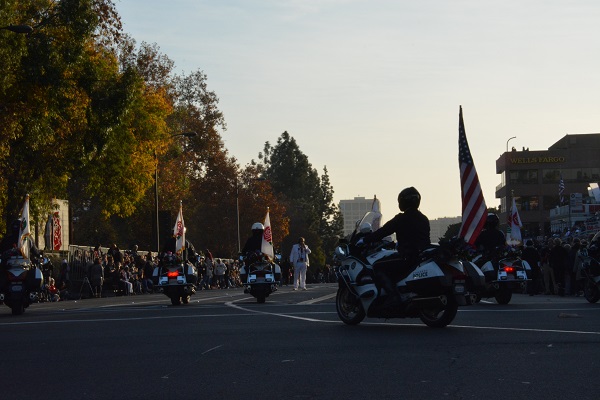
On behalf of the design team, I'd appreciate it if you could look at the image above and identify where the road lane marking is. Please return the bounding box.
[297,293,336,305]
[225,300,339,323]
[161,344,224,379]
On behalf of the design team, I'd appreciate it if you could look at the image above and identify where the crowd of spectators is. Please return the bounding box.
[35,243,337,301]
[520,234,599,296]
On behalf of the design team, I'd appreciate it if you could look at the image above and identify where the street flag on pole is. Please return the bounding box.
[18,194,31,259]
[559,174,565,205]
[261,207,274,259]
[457,106,487,245]
[173,200,185,255]
[507,197,523,245]
[371,195,382,231]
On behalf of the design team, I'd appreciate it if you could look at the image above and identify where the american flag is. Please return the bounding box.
[457,106,487,245]
[559,174,565,205]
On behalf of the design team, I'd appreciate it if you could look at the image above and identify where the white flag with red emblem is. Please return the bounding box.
[173,201,185,255]
[506,197,523,246]
[18,195,31,259]
[261,207,274,259]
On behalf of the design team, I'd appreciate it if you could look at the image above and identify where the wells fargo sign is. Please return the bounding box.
[510,156,566,164]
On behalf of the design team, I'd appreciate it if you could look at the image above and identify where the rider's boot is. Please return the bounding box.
[376,271,401,308]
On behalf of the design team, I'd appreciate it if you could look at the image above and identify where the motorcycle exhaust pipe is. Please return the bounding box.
[411,295,446,309]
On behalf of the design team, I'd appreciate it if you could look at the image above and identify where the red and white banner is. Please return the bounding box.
[52,211,62,251]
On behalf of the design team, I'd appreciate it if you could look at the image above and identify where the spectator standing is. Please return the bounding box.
[90,257,104,298]
[540,239,554,294]
[200,257,213,289]
[118,263,133,295]
[214,258,227,288]
[566,238,581,295]
[290,237,311,291]
[521,240,541,295]
[280,260,291,286]
[143,252,155,293]
[549,238,569,296]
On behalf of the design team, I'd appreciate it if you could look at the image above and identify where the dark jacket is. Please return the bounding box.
[364,208,430,256]
[474,228,506,254]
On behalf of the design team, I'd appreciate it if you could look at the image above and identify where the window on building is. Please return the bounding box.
[542,169,561,183]
[516,196,539,211]
[509,169,538,184]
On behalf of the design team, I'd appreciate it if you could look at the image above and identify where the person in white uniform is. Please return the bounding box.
[290,237,311,290]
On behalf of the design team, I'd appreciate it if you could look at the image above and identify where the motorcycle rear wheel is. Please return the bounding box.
[170,295,181,306]
[336,286,365,325]
[419,296,458,328]
[495,288,512,305]
[10,300,25,315]
[584,280,600,303]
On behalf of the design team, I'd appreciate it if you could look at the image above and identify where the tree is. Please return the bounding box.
[0,0,138,236]
[259,131,342,268]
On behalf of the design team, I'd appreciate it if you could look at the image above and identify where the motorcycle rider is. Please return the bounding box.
[358,187,430,305]
[242,222,265,260]
[474,213,506,256]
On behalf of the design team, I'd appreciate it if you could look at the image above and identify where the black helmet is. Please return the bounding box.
[398,187,421,211]
[485,213,499,229]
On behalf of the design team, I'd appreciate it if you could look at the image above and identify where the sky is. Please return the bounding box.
[116,0,600,223]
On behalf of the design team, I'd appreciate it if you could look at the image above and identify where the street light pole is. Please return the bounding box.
[154,131,197,253]
[506,136,516,153]
[236,176,240,254]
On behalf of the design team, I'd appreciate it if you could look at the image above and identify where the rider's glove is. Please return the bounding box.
[356,238,365,246]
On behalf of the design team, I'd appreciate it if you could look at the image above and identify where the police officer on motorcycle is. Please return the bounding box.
[474,213,506,255]
[242,222,264,260]
[359,187,431,305]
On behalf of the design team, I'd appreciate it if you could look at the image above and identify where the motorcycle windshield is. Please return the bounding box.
[351,211,383,240]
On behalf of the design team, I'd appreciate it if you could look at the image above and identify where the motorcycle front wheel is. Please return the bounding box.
[419,295,458,328]
[584,280,600,303]
[336,286,365,325]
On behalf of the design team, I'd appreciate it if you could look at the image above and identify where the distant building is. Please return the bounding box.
[339,196,378,236]
[430,216,462,242]
[496,133,600,237]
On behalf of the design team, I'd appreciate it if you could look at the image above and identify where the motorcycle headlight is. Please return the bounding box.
[335,245,349,259]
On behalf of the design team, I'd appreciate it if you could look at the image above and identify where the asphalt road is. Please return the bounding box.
[0,284,598,400]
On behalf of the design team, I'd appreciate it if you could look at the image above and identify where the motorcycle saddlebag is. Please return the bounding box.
[185,264,198,285]
[151,267,159,286]
[26,267,43,291]
[274,264,281,282]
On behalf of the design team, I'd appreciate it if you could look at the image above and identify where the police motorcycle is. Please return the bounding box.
[472,246,531,304]
[240,251,281,303]
[334,212,484,328]
[0,249,44,315]
[152,252,198,305]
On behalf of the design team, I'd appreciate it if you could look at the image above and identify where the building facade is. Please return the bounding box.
[430,216,462,242]
[339,196,378,236]
[495,133,600,238]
